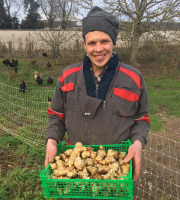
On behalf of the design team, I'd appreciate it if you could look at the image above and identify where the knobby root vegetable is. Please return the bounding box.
[50,142,130,180]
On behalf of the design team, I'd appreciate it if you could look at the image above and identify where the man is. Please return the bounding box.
[45,6,150,188]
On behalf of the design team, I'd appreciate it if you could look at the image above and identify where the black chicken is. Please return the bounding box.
[3,58,18,68]
[11,59,18,67]
[13,67,18,74]
[36,75,43,85]
[3,58,11,66]
[47,76,53,85]
[19,81,26,93]
[43,52,48,57]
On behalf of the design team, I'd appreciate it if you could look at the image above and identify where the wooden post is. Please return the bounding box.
[9,41,12,54]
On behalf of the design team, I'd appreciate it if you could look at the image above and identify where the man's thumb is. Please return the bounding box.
[124,151,134,163]
[45,155,55,168]
[48,156,55,163]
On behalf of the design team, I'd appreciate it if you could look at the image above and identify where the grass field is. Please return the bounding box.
[0,53,180,199]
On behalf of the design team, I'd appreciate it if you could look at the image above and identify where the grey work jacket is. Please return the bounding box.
[46,62,150,148]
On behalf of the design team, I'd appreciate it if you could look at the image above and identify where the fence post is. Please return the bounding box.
[9,41,12,54]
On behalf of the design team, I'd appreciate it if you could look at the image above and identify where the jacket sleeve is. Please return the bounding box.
[130,75,150,148]
[46,75,66,142]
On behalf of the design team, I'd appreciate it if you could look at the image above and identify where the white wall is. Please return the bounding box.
[0,30,179,52]
[0,30,82,52]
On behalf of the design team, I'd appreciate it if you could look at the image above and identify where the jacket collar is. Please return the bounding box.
[83,50,119,100]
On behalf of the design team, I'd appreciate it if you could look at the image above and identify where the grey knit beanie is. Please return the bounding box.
[82,6,119,45]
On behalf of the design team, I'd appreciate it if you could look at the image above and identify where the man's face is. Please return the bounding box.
[83,31,114,71]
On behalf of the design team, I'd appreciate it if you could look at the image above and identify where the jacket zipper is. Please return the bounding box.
[83,116,88,144]
[102,65,120,143]
[96,83,106,143]
[102,100,106,144]
[96,84,98,98]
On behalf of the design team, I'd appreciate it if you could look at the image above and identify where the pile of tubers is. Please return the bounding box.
[50,142,130,180]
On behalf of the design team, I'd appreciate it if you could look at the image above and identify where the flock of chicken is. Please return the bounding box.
[2,52,54,94]
[3,58,18,73]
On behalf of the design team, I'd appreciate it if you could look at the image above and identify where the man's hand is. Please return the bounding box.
[45,139,58,169]
[124,140,142,182]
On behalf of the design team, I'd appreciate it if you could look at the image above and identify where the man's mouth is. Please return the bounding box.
[94,54,105,58]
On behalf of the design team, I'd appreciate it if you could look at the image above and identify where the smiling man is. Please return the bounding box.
[45,6,150,199]
[83,31,114,76]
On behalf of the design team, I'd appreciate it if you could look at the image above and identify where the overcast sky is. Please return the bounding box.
[93,0,103,6]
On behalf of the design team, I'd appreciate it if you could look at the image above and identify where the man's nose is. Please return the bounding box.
[95,43,103,51]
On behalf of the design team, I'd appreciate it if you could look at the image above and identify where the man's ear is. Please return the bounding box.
[83,39,87,52]
[83,39,86,47]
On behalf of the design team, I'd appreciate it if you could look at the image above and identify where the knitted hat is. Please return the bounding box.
[82,6,119,45]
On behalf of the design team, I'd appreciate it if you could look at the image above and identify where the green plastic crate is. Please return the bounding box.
[40,140,133,199]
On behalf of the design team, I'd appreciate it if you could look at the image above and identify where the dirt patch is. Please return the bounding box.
[161,117,180,141]
[150,116,180,142]
[0,146,18,174]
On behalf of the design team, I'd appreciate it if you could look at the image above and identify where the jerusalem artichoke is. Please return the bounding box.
[50,142,130,180]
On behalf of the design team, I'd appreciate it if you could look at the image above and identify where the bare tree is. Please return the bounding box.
[103,0,180,64]
[38,0,58,29]
[73,0,93,22]
[36,30,81,58]
[3,0,22,28]
[4,0,21,17]
[56,0,73,29]
[56,0,89,29]
[73,0,93,13]
[36,1,93,58]
[38,0,93,29]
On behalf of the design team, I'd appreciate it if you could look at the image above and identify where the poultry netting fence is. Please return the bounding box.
[0,81,54,148]
[136,133,180,200]
[0,81,179,200]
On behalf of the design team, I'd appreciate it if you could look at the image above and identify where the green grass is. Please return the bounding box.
[0,132,67,200]
[0,134,46,200]
[146,77,180,132]
[0,57,61,90]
